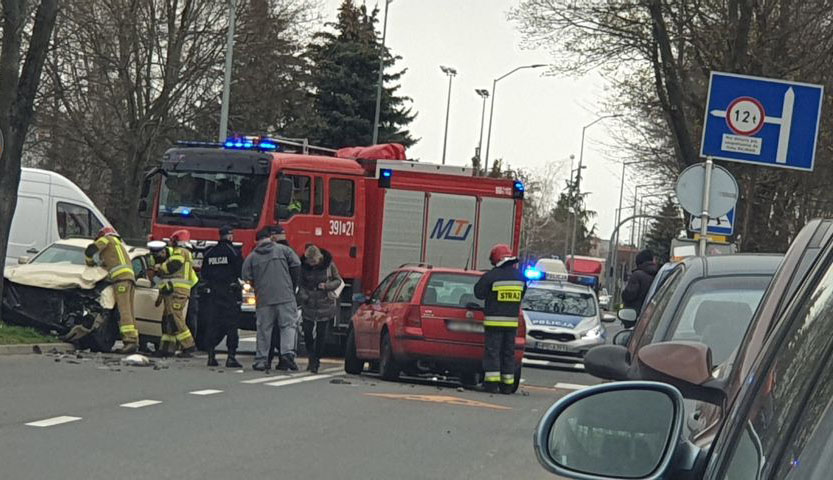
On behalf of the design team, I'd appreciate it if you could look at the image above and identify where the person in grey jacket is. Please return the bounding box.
[242,227,301,371]
[298,244,342,373]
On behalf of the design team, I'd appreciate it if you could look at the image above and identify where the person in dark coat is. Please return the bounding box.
[297,244,342,373]
[621,249,659,317]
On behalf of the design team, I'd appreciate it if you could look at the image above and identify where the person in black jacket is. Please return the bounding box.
[621,249,659,317]
[201,225,243,368]
[474,244,526,394]
[298,244,343,373]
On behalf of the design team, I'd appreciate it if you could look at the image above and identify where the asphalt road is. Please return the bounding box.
[0,322,623,480]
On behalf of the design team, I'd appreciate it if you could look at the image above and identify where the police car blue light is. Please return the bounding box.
[524,267,543,281]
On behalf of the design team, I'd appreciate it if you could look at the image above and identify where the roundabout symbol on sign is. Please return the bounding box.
[726,96,765,136]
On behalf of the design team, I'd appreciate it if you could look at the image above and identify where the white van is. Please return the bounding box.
[6,168,110,264]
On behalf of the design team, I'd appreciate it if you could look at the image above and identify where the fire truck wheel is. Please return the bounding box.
[379,331,400,381]
[460,372,480,388]
[344,329,364,375]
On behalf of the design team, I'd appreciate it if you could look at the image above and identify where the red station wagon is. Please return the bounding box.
[343,264,525,391]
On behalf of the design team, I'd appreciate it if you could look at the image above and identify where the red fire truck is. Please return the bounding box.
[138,136,524,344]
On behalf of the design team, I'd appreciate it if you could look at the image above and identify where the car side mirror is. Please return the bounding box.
[602,312,617,323]
[277,176,294,206]
[636,341,725,405]
[352,293,368,304]
[138,198,149,217]
[584,344,630,381]
[617,308,638,329]
[17,256,31,265]
[534,381,690,479]
[465,302,483,311]
[136,278,152,289]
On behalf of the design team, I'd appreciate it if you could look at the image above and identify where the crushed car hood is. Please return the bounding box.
[3,264,108,290]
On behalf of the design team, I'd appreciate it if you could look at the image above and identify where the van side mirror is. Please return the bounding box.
[17,256,31,265]
[277,176,294,206]
[617,308,638,329]
[584,345,630,381]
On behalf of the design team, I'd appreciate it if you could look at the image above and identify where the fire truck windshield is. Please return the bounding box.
[157,171,267,228]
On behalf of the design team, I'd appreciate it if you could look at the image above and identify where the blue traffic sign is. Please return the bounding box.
[689,208,735,236]
[701,72,824,171]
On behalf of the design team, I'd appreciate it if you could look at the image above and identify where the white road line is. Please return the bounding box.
[241,375,291,384]
[554,382,589,391]
[266,374,335,387]
[120,400,162,409]
[26,416,82,428]
[189,389,223,396]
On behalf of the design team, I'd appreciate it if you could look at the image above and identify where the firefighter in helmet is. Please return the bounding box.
[65,226,139,353]
[474,244,526,394]
[148,230,198,357]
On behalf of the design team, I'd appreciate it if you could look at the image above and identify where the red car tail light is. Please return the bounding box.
[405,305,422,328]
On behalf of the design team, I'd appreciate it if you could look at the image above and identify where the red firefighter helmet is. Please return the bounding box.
[96,225,118,239]
[170,230,191,247]
[489,244,514,266]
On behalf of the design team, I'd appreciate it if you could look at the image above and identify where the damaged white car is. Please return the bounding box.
[2,238,165,352]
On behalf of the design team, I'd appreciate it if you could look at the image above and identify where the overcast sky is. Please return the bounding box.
[320,0,631,240]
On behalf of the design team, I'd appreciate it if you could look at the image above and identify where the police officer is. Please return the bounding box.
[148,231,198,357]
[201,225,243,368]
[76,226,138,353]
[474,244,526,394]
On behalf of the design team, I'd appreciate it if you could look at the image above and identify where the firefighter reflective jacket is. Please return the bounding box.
[473,259,526,327]
[85,235,135,283]
[152,247,199,295]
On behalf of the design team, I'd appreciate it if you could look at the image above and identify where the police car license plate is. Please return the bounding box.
[446,321,485,333]
[536,342,569,352]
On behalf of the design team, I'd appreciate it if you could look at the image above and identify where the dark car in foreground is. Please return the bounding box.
[534,219,833,479]
[344,264,525,391]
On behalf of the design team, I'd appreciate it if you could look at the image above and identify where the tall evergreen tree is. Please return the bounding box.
[644,196,683,263]
[304,0,416,148]
[551,177,597,257]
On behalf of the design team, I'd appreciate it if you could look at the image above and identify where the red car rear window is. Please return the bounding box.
[421,273,483,308]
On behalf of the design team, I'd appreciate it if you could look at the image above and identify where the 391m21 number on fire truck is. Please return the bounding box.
[330,220,355,236]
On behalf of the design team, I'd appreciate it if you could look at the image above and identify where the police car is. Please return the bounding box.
[521,268,613,362]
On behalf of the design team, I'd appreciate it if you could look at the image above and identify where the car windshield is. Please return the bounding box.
[669,275,771,366]
[422,273,483,308]
[30,244,89,265]
[523,287,597,317]
[157,170,267,228]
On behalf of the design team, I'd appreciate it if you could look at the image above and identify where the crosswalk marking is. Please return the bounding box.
[266,374,335,387]
[241,375,291,384]
[553,382,589,391]
[120,400,162,408]
[26,416,82,427]
[189,389,223,396]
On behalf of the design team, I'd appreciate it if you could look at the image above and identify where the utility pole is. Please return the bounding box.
[219,0,236,143]
[440,66,457,165]
[371,0,392,145]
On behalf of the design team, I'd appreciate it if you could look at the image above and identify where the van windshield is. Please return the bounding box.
[157,171,267,228]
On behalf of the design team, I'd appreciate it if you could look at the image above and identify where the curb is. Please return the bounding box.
[0,342,75,356]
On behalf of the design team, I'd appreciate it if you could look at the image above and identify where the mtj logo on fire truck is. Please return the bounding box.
[430,218,472,241]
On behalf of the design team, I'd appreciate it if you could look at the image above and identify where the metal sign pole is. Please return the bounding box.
[699,158,714,256]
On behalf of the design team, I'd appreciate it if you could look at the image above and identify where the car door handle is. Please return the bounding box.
[26,248,39,254]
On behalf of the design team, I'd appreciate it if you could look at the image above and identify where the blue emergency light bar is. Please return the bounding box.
[223,136,280,152]
[524,267,543,281]
[524,267,572,282]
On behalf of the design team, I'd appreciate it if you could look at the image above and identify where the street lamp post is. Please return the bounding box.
[440,66,457,165]
[610,160,643,302]
[568,114,622,273]
[218,0,237,143]
[562,155,577,259]
[475,89,489,170]
[371,0,392,145]
[483,64,547,174]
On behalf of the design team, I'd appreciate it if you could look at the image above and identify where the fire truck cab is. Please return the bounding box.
[139,136,524,345]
